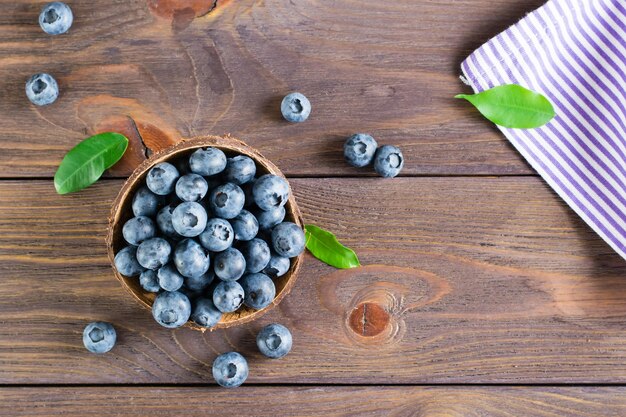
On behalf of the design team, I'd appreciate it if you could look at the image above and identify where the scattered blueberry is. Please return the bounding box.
[240,273,275,310]
[254,206,286,231]
[171,202,208,237]
[114,245,145,276]
[185,269,214,293]
[191,297,222,328]
[209,183,245,219]
[155,204,179,239]
[224,156,256,185]
[199,218,234,252]
[122,216,156,246]
[344,133,378,168]
[139,269,160,293]
[136,237,171,270]
[271,222,305,258]
[252,174,290,211]
[175,174,208,202]
[212,352,248,388]
[239,238,271,273]
[146,162,180,196]
[263,253,290,278]
[189,147,227,176]
[132,186,163,217]
[281,92,311,123]
[213,248,246,281]
[173,238,210,278]
[213,280,245,313]
[25,73,59,106]
[157,264,184,292]
[256,323,292,359]
[152,290,191,328]
[83,322,116,354]
[230,209,259,241]
[374,145,404,178]
[39,2,73,35]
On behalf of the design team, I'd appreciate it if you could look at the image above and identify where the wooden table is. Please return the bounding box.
[1,0,626,415]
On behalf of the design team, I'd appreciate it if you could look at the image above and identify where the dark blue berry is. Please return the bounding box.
[139,269,160,293]
[132,186,164,217]
[256,323,292,359]
[344,133,378,167]
[189,147,227,176]
[185,269,214,293]
[171,202,207,237]
[152,290,191,328]
[146,162,180,195]
[254,206,285,231]
[25,73,58,106]
[230,210,259,241]
[271,222,305,258]
[374,145,404,178]
[175,174,208,202]
[224,156,256,185]
[114,245,145,276]
[199,218,234,252]
[213,280,245,313]
[213,248,246,281]
[156,204,179,238]
[136,237,171,270]
[241,181,256,207]
[240,273,275,310]
[263,253,290,278]
[252,174,290,211]
[122,216,156,246]
[173,238,210,278]
[39,2,73,35]
[83,322,116,354]
[157,264,184,292]
[212,352,248,388]
[281,92,311,123]
[191,297,222,328]
[209,183,245,219]
[239,238,271,273]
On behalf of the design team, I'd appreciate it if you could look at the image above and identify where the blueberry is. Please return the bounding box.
[213,280,245,313]
[25,73,59,106]
[224,156,256,185]
[39,2,73,35]
[155,204,179,238]
[185,269,214,293]
[132,186,163,217]
[252,174,290,211]
[199,218,234,252]
[189,147,227,176]
[240,273,275,310]
[136,237,171,270]
[171,202,208,237]
[254,206,286,231]
[175,174,208,202]
[256,323,292,359]
[239,238,271,273]
[212,352,248,388]
[152,290,191,328]
[229,210,259,241]
[374,145,404,178]
[146,162,180,195]
[173,238,210,278]
[139,269,160,293]
[122,216,156,246]
[281,92,311,123]
[344,133,378,168]
[191,297,222,328]
[157,264,184,292]
[114,245,145,276]
[263,254,290,278]
[271,222,305,258]
[83,322,116,354]
[213,248,246,281]
[241,181,256,207]
[209,183,245,219]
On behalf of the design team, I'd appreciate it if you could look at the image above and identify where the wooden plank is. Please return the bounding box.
[1,178,626,384]
[1,386,626,416]
[0,0,547,177]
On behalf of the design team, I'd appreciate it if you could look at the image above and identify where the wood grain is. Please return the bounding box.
[1,178,626,384]
[0,0,549,178]
[1,386,626,416]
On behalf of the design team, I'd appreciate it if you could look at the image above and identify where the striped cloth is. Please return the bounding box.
[461,0,626,260]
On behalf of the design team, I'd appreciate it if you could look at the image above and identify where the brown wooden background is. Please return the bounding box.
[1,0,626,415]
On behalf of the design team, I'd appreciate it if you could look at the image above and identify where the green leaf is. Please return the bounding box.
[54,132,128,194]
[304,224,360,269]
[455,84,555,129]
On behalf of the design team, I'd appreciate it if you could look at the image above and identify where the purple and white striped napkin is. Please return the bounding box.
[461,0,626,260]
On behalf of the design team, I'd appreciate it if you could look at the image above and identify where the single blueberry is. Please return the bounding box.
[263,253,290,278]
[39,2,73,35]
[254,206,286,231]
[252,174,290,211]
[25,73,59,106]
[132,186,163,217]
[152,290,191,328]
[139,269,161,293]
[344,133,378,168]
[212,352,248,388]
[83,322,116,354]
[191,297,222,328]
[281,92,311,123]
[240,273,275,310]
[213,280,245,313]
[241,180,256,208]
[213,248,246,281]
[256,323,292,359]
[229,210,259,241]
[173,238,210,278]
[185,268,215,293]
[271,222,305,258]
[223,156,256,185]
[239,238,271,273]
[114,245,145,276]
[136,237,171,270]
[171,202,208,237]
[157,264,184,292]
[146,162,180,195]
[209,183,245,219]
[156,204,179,239]
[199,218,234,252]
[122,216,156,246]
[374,145,404,178]
[175,174,209,202]
[189,147,227,176]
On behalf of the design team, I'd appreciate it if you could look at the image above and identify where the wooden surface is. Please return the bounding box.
[1,0,625,415]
